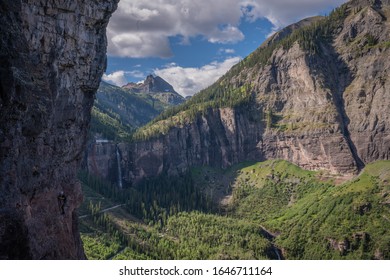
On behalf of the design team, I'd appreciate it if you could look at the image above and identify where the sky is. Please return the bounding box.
[103,0,348,97]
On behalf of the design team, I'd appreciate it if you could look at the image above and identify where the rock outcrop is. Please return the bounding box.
[0,0,118,259]
[82,1,389,188]
[123,75,185,105]
[87,140,119,183]
[122,0,390,184]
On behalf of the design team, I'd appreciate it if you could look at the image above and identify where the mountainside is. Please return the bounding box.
[90,78,185,141]
[90,81,160,141]
[193,159,390,259]
[78,159,390,260]
[86,78,184,182]
[0,0,118,259]
[123,75,185,106]
[125,0,390,184]
[73,0,390,261]
[262,16,324,47]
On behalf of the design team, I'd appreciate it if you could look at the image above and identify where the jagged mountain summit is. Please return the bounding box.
[123,75,185,106]
[90,81,160,141]
[123,75,176,94]
[89,78,185,141]
[124,0,390,183]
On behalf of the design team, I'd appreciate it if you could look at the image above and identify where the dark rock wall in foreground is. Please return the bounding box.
[0,0,118,259]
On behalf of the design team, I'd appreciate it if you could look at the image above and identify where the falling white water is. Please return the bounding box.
[116,145,123,189]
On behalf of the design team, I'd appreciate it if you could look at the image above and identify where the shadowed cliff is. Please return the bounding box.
[0,0,118,259]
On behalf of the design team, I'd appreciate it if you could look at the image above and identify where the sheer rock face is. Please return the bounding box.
[87,141,118,181]
[0,0,118,259]
[121,0,389,184]
[127,107,265,183]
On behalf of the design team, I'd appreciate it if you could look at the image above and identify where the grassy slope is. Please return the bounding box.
[195,160,390,259]
[79,183,151,260]
[79,160,390,260]
[90,81,185,141]
[270,161,390,259]
[78,182,272,260]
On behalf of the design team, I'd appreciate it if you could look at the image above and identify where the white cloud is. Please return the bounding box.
[242,0,347,34]
[154,57,241,97]
[102,57,240,93]
[102,71,128,86]
[208,25,244,44]
[102,70,145,86]
[108,32,172,58]
[219,48,236,54]
[107,0,347,58]
[107,0,245,58]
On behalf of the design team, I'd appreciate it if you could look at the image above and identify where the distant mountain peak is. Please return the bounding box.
[123,75,178,95]
[122,74,185,105]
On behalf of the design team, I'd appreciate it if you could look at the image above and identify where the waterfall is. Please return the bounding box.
[116,145,123,189]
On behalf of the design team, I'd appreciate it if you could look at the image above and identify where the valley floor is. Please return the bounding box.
[78,160,390,260]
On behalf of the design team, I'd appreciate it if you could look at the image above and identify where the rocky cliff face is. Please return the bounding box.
[123,75,185,105]
[121,0,389,184]
[123,75,177,94]
[0,0,118,259]
[127,107,264,183]
[87,141,119,183]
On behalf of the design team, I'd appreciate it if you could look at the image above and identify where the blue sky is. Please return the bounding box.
[103,0,347,97]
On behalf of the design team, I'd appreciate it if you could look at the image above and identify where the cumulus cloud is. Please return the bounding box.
[242,0,347,33]
[107,0,244,58]
[154,57,241,97]
[107,0,347,58]
[102,71,128,86]
[219,48,236,54]
[102,70,145,86]
[208,25,245,44]
[108,32,172,58]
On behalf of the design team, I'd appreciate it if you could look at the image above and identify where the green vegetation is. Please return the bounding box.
[79,160,390,260]
[78,173,272,260]
[132,4,350,141]
[246,4,348,66]
[132,84,254,141]
[80,2,390,259]
[90,107,133,141]
[220,160,390,259]
[90,81,181,141]
[165,212,272,259]
[78,171,212,227]
[133,90,184,110]
[82,233,122,260]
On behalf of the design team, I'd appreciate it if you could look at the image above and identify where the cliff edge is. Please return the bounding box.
[125,0,389,183]
[0,0,118,259]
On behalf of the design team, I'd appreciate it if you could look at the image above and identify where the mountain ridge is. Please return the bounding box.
[121,0,390,184]
[79,0,390,261]
[122,75,185,106]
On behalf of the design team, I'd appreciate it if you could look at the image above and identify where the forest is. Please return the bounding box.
[78,160,390,260]
[78,171,274,259]
[79,3,390,260]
